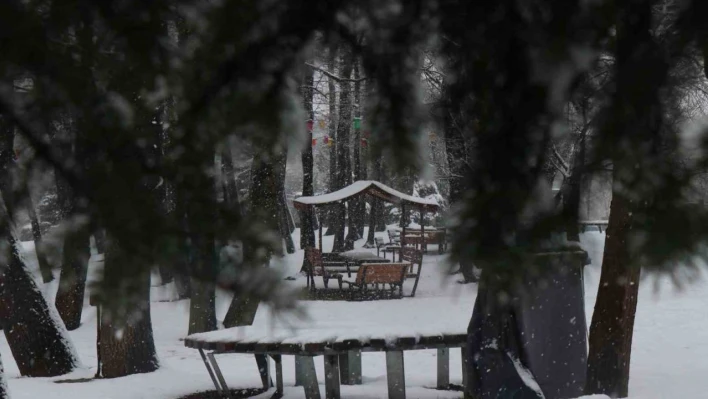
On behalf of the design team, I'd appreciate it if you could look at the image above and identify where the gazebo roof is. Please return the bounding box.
[293,180,440,212]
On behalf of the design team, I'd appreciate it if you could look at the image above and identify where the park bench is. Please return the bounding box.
[342,262,409,300]
[375,237,401,260]
[305,248,348,290]
[400,247,423,297]
[387,229,401,245]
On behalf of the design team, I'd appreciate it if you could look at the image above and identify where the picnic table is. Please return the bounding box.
[186,324,468,399]
[338,249,391,264]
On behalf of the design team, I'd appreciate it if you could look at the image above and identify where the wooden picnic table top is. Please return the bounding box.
[338,250,391,263]
[185,330,467,355]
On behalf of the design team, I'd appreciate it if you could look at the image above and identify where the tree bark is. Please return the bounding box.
[364,149,381,248]
[0,353,8,399]
[300,57,316,260]
[187,234,217,335]
[324,44,338,236]
[54,223,91,330]
[351,60,365,239]
[0,233,79,377]
[23,182,53,283]
[0,117,78,377]
[99,238,159,378]
[275,151,295,254]
[222,147,281,328]
[334,46,355,252]
[585,3,656,396]
[585,182,640,397]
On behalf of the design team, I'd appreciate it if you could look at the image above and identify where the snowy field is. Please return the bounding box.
[0,229,706,398]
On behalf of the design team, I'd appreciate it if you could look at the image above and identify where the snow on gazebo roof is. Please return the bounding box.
[293,180,440,212]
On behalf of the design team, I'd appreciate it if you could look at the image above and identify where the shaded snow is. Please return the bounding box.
[0,230,706,398]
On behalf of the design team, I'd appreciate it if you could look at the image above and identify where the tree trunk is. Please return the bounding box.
[0,233,79,377]
[335,46,355,252]
[364,157,381,248]
[324,44,339,236]
[585,183,639,397]
[187,235,217,335]
[223,296,260,328]
[24,183,53,283]
[562,131,586,242]
[351,60,365,239]
[99,238,159,378]
[0,117,78,377]
[54,173,91,330]
[0,353,8,399]
[300,58,316,262]
[585,3,656,396]
[92,227,106,254]
[54,224,91,330]
[275,151,295,254]
[222,148,281,328]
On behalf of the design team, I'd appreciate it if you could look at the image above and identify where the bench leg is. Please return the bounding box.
[300,356,321,399]
[462,346,471,398]
[255,354,272,389]
[270,355,284,398]
[295,355,306,386]
[386,350,406,399]
[324,354,341,399]
[338,350,362,385]
[198,349,222,392]
[436,348,450,389]
[207,353,231,398]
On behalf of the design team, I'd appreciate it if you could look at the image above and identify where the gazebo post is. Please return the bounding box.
[318,207,323,252]
[401,203,406,250]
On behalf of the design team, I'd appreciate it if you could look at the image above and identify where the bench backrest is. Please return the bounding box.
[305,247,324,274]
[401,247,422,266]
[355,263,408,285]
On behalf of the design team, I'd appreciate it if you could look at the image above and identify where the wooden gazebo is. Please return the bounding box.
[293,180,441,251]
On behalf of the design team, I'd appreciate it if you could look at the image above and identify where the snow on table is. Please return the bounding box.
[185,318,467,354]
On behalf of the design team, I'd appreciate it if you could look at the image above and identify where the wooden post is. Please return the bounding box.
[436,348,449,389]
[300,356,321,399]
[401,203,406,249]
[386,350,406,399]
[324,354,341,399]
[339,350,362,385]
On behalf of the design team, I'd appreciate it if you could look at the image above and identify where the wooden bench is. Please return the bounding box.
[305,248,347,290]
[387,229,401,245]
[375,237,401,260]
[401,248,423,297]
[342,263,409,300]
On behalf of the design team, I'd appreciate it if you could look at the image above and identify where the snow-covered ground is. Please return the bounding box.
[0,228,706,398]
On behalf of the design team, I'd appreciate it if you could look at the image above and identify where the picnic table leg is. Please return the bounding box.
[386,350,406,399]
[300,356,321,399]
[256,354,272,389]
[198,349,222,392]
[461,346,471,398]
[206,352,233,397]
[295,356,305,386]
[436,348,450,389]
[324,354,341,399]
[338,350,362,385]
[270,355,284,398]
